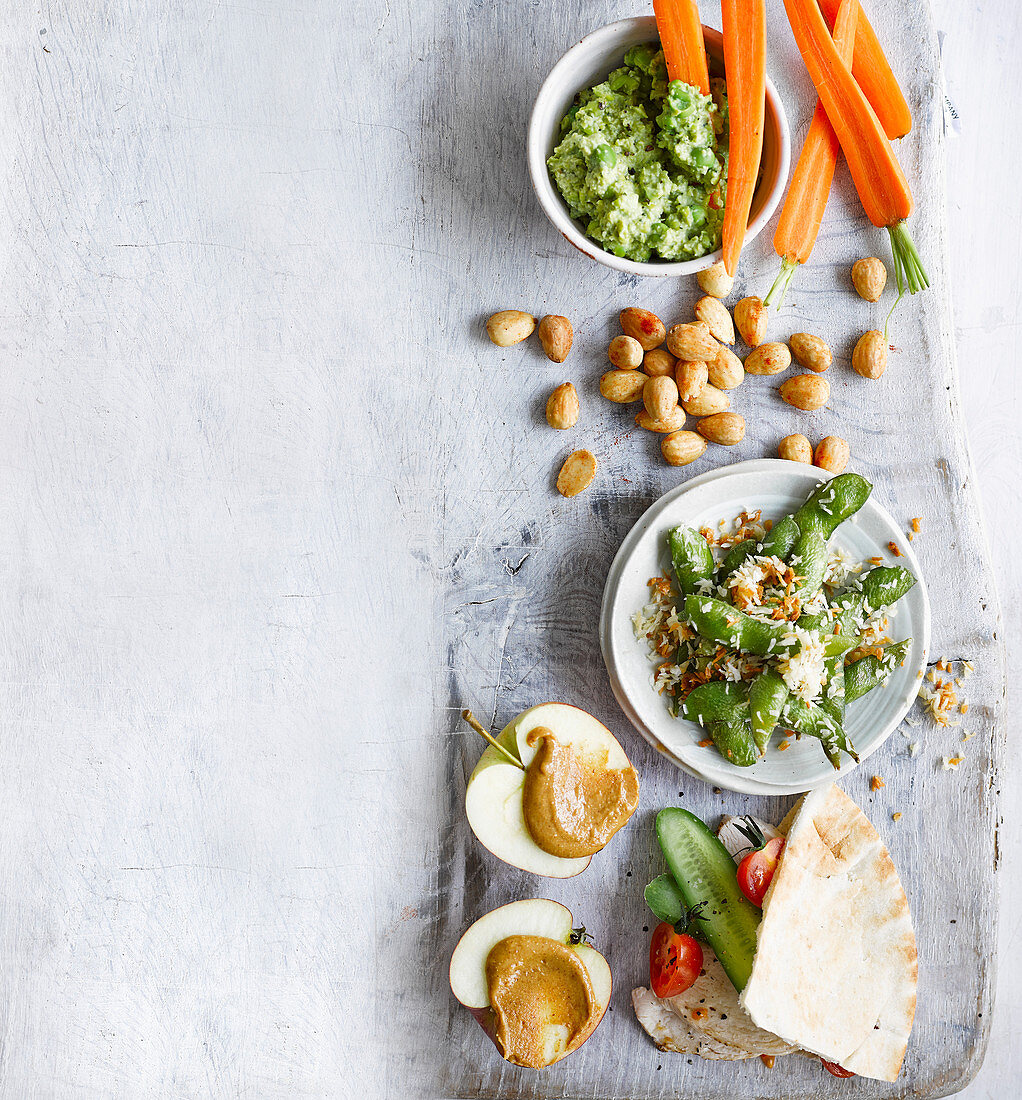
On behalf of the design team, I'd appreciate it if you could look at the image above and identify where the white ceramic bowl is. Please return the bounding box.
[599,461,931,795]
[528,17,791,277]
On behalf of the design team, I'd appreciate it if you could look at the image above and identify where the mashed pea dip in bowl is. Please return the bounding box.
[528,17,790,277]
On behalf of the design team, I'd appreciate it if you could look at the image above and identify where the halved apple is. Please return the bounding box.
[465,702,635,877]
[449,898,612,1068]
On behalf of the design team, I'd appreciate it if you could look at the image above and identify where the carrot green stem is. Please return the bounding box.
[461,709,524,769]
[885,221,928,338]
[764,256,798,309]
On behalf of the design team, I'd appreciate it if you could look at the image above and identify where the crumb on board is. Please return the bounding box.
[870,775,885,791]
[942,755,963,771]
[911,517,922,533]
[892,812,903,821]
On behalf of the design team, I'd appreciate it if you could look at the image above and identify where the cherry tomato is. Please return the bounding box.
[737,836,785,907]
[822,1060,855,1078]
[649,921,703,998]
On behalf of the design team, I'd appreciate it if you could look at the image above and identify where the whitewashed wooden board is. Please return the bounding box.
[0,0,1006,1097]
[432,2,1003,1098]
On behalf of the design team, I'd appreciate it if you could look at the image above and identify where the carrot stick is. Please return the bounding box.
[720,0,766,277]
[783,0,928,296]
[765,0,857,308]
[653,0,710,95]
[818,0,911,140]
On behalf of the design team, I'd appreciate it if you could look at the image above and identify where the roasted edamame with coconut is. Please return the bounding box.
[633,474,916,769]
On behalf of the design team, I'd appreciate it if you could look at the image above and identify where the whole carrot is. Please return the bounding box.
[653,0,710,95]
[818,0,911,140]
[765,0,857,308]
[783,0,928,297]
[720,0,766,277]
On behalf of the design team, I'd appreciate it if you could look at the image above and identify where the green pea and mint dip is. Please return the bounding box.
[547,44,728,263]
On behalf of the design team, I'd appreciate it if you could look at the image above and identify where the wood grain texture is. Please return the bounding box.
[431,1,1004,1098]
[0,0,1012,1098]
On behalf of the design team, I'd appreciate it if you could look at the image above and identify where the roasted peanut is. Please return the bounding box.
[635,407,687,433]
[620,307,666,350]
[778,433,813,463]
[666,321,720,361]
[675,359,709,402]
[682,384,729,417]
[556,449,597,497]
[644,375,680,422]
[734,296,768,347]
[697,260,734,299]
[779,373,830,411]
[661,430,707,467]
[852,330,888,379]
[545,382,579,429]
[599,369,647,403]
[694,296,735,345]
[814,436,850,473]
[743,342,791,376]
[707,346,745,390]
[697,412,745,446]
[608,334,644,369]
[642,348,677,377]
[487,310,535,346]
[537,315,573,363]
[851,257,887,302]
[788,333,832,373]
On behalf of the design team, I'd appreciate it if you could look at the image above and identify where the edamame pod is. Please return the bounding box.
[832,566,917,635]
[789,529,828,600]
[717,515,800,585]
[682,682,756,767]
[792,473,872,539]
[779,695,858,767]
[668,525,715,596]
[686,595,856,658]
[748,671,788,752]
[845,639,912,704]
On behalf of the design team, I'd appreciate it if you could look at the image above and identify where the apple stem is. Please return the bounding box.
[461,709,525,770]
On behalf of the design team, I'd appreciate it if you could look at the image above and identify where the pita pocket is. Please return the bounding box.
[740,783,917,1081]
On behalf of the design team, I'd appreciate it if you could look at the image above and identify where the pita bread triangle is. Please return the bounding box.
[739,783,917,1081]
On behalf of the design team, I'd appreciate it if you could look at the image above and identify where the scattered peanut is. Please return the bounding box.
[666,321,719,361]
[608,334,644,369]
[788,332,832,373]
[697,260,734,299]
[644,375,680,422]
[675,359,709,402]
[642,347,677,377]
[707,346,744,390]
[743,342,791,376]
[620,307,666,351]
[556,449,597,497]
[814,435,850,473]
[851,257,887,302]
[778,433,813,463]
[694,296,735,345]
[681,384,729,417]
[635,407,687,433]
[545,382,579,429]
[599,369,647,404]
[661,430,707,467]
[697,411,745,446]
[486,309,535,347]
[852,329,888,379]
[734,296,767,347]
[536,315,573,363]
[779,373,830,411]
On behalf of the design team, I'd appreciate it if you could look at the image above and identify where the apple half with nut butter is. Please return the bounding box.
[449,899,612,1069]
[465,703,639,877]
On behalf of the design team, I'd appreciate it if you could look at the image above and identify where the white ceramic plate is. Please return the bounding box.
[599,460,931,795]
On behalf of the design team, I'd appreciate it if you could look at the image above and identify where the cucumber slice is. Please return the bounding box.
[644,873,686,925]
[655,808,761,991]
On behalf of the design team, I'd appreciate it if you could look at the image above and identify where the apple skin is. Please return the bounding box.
[464,703,635,877]
[449,899,613,1069]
